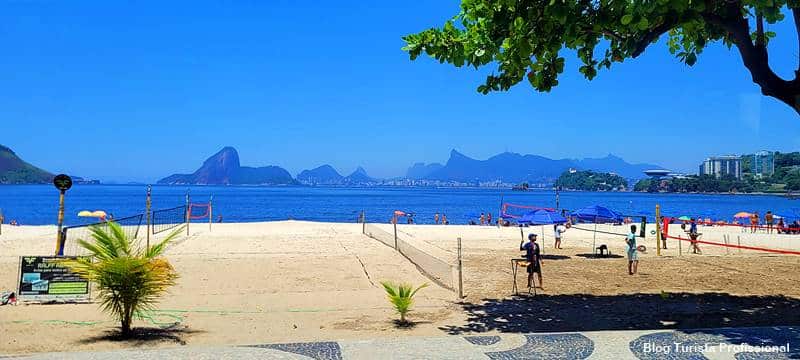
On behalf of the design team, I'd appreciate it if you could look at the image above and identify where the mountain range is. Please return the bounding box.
[407,150,663,183]
[2,144,665,186]
[157,147,296,185]
[296,165,376,185]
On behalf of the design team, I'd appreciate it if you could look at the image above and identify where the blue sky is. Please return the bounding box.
[2,1,799,182]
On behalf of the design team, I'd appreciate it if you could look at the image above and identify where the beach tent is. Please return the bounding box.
[519,209,567,225]
[733,212,752,219]
[571,205,622,252]
[571,205,623,223]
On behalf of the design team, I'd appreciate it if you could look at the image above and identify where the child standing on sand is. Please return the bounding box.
[626,225,638,275]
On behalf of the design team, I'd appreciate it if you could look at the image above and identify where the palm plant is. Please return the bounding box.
[62,222,181,336]
[380,281,428,324]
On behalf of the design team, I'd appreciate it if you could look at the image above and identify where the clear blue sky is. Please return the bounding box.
[2,1,799,182]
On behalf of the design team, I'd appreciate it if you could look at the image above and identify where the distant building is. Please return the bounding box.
[699,155,742,179]
[752,150,775,178]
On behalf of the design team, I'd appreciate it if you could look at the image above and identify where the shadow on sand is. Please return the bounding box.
[574,253,624,259]
[440,293,800,335]
[75,326,204,347]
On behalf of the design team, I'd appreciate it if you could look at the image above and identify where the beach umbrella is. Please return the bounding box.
[522,209,567,225]
[571,205,622,253]
[733,212,752,219]
[677,216,691,221]
[571,205,623,223]
[77,210,94,217]
[90,210,107,219]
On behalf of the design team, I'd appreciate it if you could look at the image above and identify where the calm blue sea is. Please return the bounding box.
[1,184,799,226]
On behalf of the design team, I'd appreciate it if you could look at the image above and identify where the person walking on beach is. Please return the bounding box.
[434,213,440,224]
[487,212,493,226]
[520,233,543,289]
[442,214,448,225]
[480,212,485,225]
[765,211,774,233]
[689,218,701,254]
[625,225,639,275]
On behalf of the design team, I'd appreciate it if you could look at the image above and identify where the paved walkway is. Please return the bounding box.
[5,326,799,359]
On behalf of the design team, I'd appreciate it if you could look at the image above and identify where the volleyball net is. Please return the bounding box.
[501,202,554,220]
[363,222,458,292]
[59,214,144,256]
[661,216,800,256]
[151,205,187,235]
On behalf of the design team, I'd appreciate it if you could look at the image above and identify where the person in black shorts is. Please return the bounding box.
[520,233,543,289]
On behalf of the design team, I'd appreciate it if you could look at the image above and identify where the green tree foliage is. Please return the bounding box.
[380,281,428,324]
[402,1,800,114]
[62,222,181,336]
[555,170,628,190]
[634,174,757,192]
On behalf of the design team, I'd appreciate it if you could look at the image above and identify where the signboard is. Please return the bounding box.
[18,256,90,302]
[53,174,73,192]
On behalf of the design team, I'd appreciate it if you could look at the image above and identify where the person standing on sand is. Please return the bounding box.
[750,212,759,233]
[487,212,492,226]
[442,214,448,225]
[765,211,774,234]
[520,233,543,289]
[553,224,563,249]
[625,225,639,275]
[689,218,701,254]
[480,213,485,225]
[434,213,440,224]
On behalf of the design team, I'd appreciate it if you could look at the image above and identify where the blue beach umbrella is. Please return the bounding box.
[520,209,568,225]
[571,205,623,223]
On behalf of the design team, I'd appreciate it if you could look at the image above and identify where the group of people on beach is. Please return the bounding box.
[433,213,448,225]
[518,223,642,290]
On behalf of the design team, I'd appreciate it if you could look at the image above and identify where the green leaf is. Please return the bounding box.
[621,14,633,25]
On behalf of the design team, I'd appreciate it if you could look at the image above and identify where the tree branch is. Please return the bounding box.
[703,5,800,114]
[793,7,800,76]
[631,18,681,58]
[755,12,765,48]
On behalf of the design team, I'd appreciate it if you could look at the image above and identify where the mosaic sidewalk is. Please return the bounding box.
[6,326,799,359]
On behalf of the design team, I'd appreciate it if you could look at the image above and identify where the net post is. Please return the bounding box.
[393,221,398,250]
[361,211,366,234]
[678,220,682,256]
[737,236,742,253]
[55,190,66,256]
[185,190,190,236]
[457,237,464,299]
[0,208,3,236]
[724,234,730,255]
[209,195,213,231]
[146,185,152,250]
[655,204,661,257]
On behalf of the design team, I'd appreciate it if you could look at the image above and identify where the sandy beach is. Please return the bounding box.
[2,220,800,355]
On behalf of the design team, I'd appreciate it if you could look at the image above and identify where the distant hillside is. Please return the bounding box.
[0,144,54,184]
[418,150,663,184]
[157,147,296,185]
[406,162,444,179]
[555,170,628,191]
[344,167,376,184]
[297,165,344,185]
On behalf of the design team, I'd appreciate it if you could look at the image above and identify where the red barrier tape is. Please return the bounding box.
[664,216,790,231]
[664,234,800,255]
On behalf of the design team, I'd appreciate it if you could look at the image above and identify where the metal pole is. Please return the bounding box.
[393,221,398,250]
[678,226,682,256]
[209,195,213,231]
[555,186,560,210]
[361,211,366,234]
[737,236,742,253]
[655,205,661,256]
[592,215,597,253]
[55,190,66,256]
[724,234,730,255]
[540,226,545,254]
[457,237,464,299]
[146,185,152,250]
[186,190,190,236]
